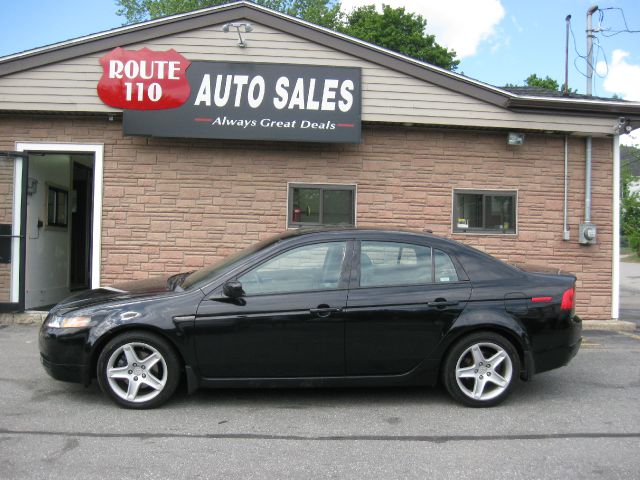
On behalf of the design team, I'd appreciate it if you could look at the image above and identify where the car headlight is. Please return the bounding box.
[47,314,92,328]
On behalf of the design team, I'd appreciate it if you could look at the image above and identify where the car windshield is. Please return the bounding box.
[180,233,288,290]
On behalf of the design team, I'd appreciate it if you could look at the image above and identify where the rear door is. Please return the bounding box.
[345,240,471,376]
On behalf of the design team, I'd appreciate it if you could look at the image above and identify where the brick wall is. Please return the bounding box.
[0,116,614,319]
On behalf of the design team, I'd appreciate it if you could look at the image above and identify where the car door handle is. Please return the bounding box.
[309,306,343,317]
[427,300,459,308]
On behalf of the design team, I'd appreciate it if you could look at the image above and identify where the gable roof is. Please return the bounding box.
[1,0,640,120]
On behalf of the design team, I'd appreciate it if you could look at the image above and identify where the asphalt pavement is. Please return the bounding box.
[620,259,640,328]
[1,324,639,479]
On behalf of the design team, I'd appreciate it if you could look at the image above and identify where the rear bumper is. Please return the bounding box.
[533,337,582,374]
[532,315,582,374]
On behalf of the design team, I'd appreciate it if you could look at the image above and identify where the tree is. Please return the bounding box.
[524,74,559,91]
[505,74,578,94]
[115,1,459,71]
[338,5,458,70]
[622,147,640,255]
[116,0,341,29]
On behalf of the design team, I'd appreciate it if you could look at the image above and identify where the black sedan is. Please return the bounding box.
[39,228,581,408]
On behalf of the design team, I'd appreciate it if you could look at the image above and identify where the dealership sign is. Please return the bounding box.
[98,48,361,143]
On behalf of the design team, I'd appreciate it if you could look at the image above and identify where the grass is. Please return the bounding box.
[621,253,640,263]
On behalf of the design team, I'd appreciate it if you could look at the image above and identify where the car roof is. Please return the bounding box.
[279,227,463,249]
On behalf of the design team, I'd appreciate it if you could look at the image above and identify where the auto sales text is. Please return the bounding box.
[194,74,354,112]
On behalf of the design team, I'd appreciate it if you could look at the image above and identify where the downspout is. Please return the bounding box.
[585,136,592,224]
[563,136,570,240]
[612,135,620,319]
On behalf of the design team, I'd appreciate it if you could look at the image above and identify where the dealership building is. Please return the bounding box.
[1,1,639,319]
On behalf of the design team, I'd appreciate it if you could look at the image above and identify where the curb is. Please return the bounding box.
[0,312,47,326]
[582,320,636,332]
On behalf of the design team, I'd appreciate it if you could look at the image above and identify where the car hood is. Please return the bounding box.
[52,275,175,314]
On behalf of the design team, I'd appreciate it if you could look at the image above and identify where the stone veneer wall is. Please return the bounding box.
[0,116,613,319]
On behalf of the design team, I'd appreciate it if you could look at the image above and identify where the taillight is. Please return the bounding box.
[561,287,575,311]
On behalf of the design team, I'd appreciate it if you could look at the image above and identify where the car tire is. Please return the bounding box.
[442,331,520,408]
[97,330,181,409]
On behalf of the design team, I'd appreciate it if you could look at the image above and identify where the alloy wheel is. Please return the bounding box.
[454,342,513,402]
[106,342,168,403]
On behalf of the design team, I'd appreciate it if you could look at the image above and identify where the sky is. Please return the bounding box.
[1,0,639,144]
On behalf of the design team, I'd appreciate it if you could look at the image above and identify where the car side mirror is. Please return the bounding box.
[223,281,244,299]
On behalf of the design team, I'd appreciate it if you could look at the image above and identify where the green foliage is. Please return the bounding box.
[338,5,458,70]
[524,74,559,91]
[286,0,342,29]
[115,1,459,71]
[116,0,218,23]
[505,74,577,94]
[622,148,640,255]
[116,0,341,28]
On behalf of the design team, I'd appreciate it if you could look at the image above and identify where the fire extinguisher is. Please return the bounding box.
[292,207,302,222]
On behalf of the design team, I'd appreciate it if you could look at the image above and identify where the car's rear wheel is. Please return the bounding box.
[97,331,180,409]
[443,332,520,407]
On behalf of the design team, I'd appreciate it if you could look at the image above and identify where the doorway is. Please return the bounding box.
[11,143,104,312]
[24,154,95,309]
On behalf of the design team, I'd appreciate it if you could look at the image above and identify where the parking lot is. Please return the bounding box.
[1,324,639,479]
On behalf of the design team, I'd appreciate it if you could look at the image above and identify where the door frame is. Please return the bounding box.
[15,142,104,294]
[0,151,28,312]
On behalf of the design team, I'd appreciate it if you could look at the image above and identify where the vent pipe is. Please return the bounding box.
[564,15,571,96]
[579,5,598,245]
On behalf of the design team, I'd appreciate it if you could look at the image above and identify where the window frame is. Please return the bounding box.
[233,240,354,297]
[350,240,465,289]
[287,182,357,228]
[45,183,69,229]
[451,188,518,235]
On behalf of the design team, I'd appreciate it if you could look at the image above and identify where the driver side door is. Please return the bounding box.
[194,240,353,379]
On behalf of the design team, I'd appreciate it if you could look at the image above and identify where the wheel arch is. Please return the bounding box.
[436,322,533,382]
[88,324,189,382]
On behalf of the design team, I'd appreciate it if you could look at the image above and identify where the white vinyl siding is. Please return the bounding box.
[0,22,618,134]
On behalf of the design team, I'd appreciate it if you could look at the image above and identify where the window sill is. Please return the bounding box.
[452,231,518,236]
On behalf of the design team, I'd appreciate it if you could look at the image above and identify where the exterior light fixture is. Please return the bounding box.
[222,22,254,48]
[507,132,525,145]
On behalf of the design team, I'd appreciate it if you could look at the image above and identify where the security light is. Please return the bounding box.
[507,132,525,145]
[222,22,253,47]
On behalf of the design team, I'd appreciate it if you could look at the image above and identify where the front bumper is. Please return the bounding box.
[39,323,91,384]
[40,353,85,383]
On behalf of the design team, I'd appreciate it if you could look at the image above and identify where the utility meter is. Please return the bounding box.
[579,223,597,245]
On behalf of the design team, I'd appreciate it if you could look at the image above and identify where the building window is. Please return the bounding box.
[46,185,69,228]
[453,190,516,234]
[288,184,355,227]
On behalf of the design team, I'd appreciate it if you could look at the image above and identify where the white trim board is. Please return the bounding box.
[612,135,620,320]
[15,142,104,290]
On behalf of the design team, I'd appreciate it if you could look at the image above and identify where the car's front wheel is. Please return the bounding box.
[443,332,520,407]
[97,331,180,409]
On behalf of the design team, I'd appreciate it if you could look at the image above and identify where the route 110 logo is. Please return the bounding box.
[97,47,191,110]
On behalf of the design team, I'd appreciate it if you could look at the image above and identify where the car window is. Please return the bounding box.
[360,241,432,287]
[238,241,347,295]
[434,249,459,283]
